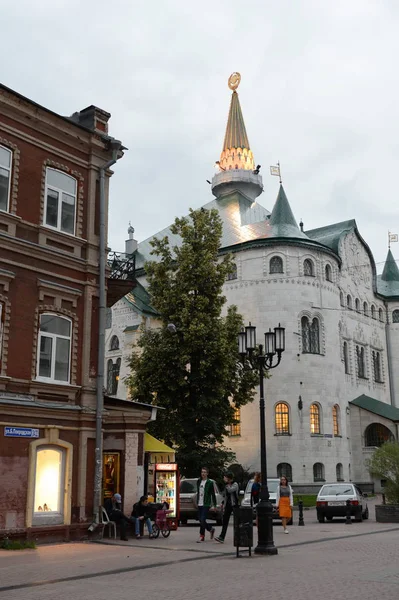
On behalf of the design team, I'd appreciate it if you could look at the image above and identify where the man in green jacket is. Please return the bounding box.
[196,466,217,543]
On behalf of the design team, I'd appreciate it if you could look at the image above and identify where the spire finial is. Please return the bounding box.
[128,221,134,239]
[388,230,398,249]
[270,161,282,184]
[228,72,241,91]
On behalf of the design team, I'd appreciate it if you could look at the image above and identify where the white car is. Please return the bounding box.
[316,482,369,523]
[241,478,289,522]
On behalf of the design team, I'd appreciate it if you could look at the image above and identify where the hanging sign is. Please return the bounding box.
[4,427,40,438]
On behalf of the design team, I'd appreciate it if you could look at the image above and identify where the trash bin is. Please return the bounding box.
[233,506,253,557]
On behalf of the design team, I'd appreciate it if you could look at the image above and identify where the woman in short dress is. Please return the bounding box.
[276,476,294,534]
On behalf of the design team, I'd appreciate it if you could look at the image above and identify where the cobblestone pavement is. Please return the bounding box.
[0,498,398,599]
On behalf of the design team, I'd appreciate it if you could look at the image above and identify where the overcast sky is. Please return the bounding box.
[2,0,399,272]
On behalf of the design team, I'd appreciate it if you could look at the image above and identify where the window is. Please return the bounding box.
[33,446,65,525]
[340,292,344,307]
[105,308,112,330]
[333,405,340,436]
[310,403,321,434]
[371,305,376,319]
[313,462,325,482]
[325,264,332,282]
[229,407,241,436]
[0,145,12,212]
[379,308,384,322]
[110,335,120,351]
[270,256,284,274]
[227,263,237,281]
[363,302,369,317]
[356,345,366,379]
[355,298,360,313]
[343,341,350,374]
[336,463,344,481]
[44,168,77,235]
[393,309,399,323]
[275,403,290,435]
[301,316,320,354]
[303,259,314,276]
[37,314,71,383]
[107,358,121,395]
[277,463,292,482]
[347,295,352,310]
[365,423,394,447]
[372,351,383,383]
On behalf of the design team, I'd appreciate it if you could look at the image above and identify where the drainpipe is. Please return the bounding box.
[384,300,396,407]
[92,139,124,528]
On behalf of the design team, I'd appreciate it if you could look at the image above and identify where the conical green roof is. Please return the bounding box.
[223,91,250,151]
[381,249,399,282]
[266,185,309,240]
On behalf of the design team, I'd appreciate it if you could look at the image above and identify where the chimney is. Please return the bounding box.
[70,105,111,134]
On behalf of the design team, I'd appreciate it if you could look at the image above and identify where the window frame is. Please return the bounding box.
[363,302,369,317]
[110,335,120,351]
[269,256,284,275]
[356,344,367,379]
[229,407,241,436]
[0,144,12,213]
[277,463,293,482]
[393,309,399,323]
[313,462,325,482]
[333,404,340,436]
[301,316,321,354]
[227,263,238,281]
[355,298,360,313]
[372,350,383,383]
[303,258,315,277]
[336,463,344,482]
[325,264,332,282]
[310,403,321,435]
[43,167,77,236]
[32,445,66,526]
[365,423,394,447]
[343,340,350,374]
[371,304,376,320]
[274,402,290,435]
[36,313,72,384]
[347,295,352,310]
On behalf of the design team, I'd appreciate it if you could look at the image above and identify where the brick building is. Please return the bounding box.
[0,84,155,541]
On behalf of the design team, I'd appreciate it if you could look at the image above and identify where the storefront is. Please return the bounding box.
[143,433,175,498]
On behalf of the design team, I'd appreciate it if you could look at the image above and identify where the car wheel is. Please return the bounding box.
[326,516,333,521]
[362,506,369,520]
[318,515,325,523]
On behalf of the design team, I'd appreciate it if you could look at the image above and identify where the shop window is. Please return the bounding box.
[44,168,77,235]
[277,463,292,482]
[33,446,65,525]
[37,314,72,383]
[310,403,321,434]
[333,405,340,436]
[275,402,290,435]
[313,462,325,482]
[365,423,394,447]
[303,259,314,276]
[229,407,241,436]
[270,256,284,274]
[0,145,12,212]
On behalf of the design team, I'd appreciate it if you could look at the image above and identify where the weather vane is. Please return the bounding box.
[228,72,241,91]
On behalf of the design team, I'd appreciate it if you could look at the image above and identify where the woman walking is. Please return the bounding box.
[276,476,293,534]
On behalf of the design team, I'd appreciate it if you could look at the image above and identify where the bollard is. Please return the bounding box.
[345,499,352,524]
[298,500,305,526]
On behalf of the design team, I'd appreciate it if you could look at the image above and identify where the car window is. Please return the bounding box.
[180,480,197,494]
[245,479,279,494]
[319,484,354,496]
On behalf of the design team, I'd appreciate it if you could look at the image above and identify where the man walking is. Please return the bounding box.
[215,471,239,543]
[196,467,216,543]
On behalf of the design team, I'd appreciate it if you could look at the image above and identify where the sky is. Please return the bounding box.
[2,0,399,272]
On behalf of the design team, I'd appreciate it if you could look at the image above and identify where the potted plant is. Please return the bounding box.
[368,441,399,523]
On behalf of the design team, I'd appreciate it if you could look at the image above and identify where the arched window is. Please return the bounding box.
[310,403,321,434]
[372,351,383,383]
[277,463,293,482]
[355,298,360,313]
[107,359,114,394]
[37,313,72,383]
[340,292,344,307]
[333,405,340,436]
[229,407,241,436]
[275,403,290,435]
[363,302,369,317]
[227,263,237,281]
[371,305,376,319]
[313,463,325,482]
[303,259,314,276]
[325,264,332,282]
[393,309,399,323]
[343,341,350,374]
[269,256,284,274]
[379,308,384,322]
[336,463,344,481]
[365,423,394,447]
[347,295,352,310]
[301,316,320,354]
[110,335,120,351]
[44,168,77,235]
[356,345,366,378]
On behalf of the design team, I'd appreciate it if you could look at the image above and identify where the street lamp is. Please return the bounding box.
[238,321,286,555]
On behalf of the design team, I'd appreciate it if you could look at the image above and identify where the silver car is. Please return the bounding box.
[241,478,289,522]
[316,483,369,523]
[179,478,223,525]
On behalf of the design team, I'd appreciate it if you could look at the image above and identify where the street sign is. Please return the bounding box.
[4,427,40,438]
[324,434,333,438]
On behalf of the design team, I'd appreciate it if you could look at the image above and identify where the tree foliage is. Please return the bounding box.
[125,208,259,475]
[368,441,399,504]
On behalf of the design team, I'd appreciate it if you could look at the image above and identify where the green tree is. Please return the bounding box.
[126,208,259,475]
[368,441,399,504]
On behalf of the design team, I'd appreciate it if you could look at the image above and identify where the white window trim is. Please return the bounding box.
[36,314,72,384]
[0,144,12,213]
[43,168,77,236]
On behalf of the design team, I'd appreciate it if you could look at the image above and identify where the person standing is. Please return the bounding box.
[196,467,216,543]
[251,472,261,508]
[276,476,294,534]
[214,471,239,543]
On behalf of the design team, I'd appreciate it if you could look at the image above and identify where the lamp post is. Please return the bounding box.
[238,322,286,555]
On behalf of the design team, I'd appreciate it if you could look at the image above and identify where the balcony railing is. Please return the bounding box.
[107,252,136,307]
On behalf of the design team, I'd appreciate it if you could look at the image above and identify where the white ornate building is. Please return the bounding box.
[106,79,399,489]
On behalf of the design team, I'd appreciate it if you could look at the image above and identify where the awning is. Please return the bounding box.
[144,432,175,453]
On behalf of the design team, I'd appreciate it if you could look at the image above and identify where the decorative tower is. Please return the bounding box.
[212,73,263,201]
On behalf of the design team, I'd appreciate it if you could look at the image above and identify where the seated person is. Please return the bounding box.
[131,495,154,539]
[104,493,132,541]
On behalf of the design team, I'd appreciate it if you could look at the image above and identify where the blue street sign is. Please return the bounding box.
[4,427,40,438]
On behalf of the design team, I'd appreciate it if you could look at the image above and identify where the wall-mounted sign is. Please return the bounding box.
[324,434,333,438]
[4,427,40,438]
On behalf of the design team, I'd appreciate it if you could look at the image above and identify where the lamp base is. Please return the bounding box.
[255,500,278,556]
